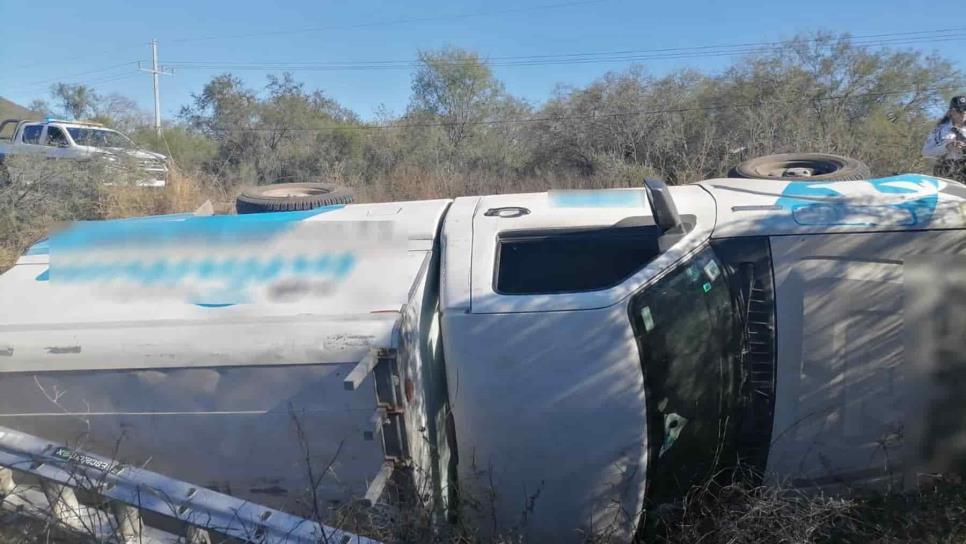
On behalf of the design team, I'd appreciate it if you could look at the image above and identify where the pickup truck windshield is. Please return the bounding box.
[65,127,134,149]
[630,246,743,512]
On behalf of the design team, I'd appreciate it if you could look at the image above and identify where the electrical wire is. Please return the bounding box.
[5,71,142,95]
[166,0,606,44]
[161,28,966,71]
[6,63,140,92]
[5,25,961,108]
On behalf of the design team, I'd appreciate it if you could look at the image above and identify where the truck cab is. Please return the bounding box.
[439,175,966,539]
[438,185,720,537]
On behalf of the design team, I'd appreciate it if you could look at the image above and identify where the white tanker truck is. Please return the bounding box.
[0,157,963,543]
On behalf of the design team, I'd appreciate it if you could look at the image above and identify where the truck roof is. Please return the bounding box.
[2,118,106,128]
[699,174,966,237]
[37,118,105,127]
[0,118,109,140]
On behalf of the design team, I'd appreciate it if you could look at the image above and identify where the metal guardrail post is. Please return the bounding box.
[0,425,384,544]
[186,526,212,544]
[110,501,142,542]
[344,350,379,391]
[362,462,394,507]
[0,468,13,495]
[40,481,84,529]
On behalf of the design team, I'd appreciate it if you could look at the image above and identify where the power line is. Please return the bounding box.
[167,38,966,71]
[5,25,962,103]
[168,27,966,65]
[7,44,141,72]
[14,62,139,89]
[5,71,141,96]
[2,0,601,74]
[166,0,606,44]
[198,85,953,133]
[457,26,966,61]
[161,30,966,72]
[9,27,965,90]
[4,0,602,72]
[78,73,143,86]
[18,30,949,93]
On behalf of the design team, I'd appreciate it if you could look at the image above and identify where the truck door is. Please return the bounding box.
[17,124,45,158]
[42,125,72,160]
[628,245,744,511]
[441,185,722,541]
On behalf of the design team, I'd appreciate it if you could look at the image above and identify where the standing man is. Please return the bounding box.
[923,95,966,180]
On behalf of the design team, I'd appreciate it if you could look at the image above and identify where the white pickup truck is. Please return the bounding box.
[0,118,168,186]
[0,167,963,543]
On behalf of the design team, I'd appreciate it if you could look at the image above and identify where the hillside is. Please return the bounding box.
[0,96,38,122]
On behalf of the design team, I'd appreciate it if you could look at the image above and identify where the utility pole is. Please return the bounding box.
[138,39,174,137]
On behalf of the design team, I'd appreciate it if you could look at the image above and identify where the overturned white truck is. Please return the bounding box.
[0,171,964,542]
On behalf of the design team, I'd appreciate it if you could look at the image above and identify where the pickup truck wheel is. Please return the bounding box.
[728,153,871,181]
[235,182,354,214]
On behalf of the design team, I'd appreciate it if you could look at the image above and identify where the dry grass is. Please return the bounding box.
[0,513,78,544]
[0,163,230,275]
[0,246,17,276]
[100,167,232,220]
[349,162,654,204]
[651,474,966,544]
[4,476,966,543]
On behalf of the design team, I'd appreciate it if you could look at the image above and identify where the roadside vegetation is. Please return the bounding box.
[2,32,961,273]
[0,157,215,272]
[3,473,966,543]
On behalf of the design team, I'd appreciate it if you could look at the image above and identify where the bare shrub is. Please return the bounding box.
[653,473,966,544]
[101,166,223,219]
[0,155,106,272]
[0,156,228,274]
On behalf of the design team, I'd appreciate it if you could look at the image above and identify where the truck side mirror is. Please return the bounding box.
[643,178,688,252]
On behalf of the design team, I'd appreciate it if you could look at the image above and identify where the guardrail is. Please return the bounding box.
[0,425,382,544]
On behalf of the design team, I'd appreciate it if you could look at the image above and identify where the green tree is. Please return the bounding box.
[180,74,258,136]
[92,93,148,132]
[526,33,963,183]
[180,73,363,188]
[27,99,52,117]
[49,83,100,120]
[409,47,506,149]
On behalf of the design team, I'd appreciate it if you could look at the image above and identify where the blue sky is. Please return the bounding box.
[1,0,964,121]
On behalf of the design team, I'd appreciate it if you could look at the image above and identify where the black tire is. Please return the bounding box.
[728,153,871,182]
[235,182,354,214]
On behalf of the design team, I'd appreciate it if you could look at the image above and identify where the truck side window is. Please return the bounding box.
[21,125,43,145]
[494,225,662,295]
[45,127,69,147]
[630,246,742,511]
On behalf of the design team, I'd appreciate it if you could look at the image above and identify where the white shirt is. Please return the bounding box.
[923,120,966,160]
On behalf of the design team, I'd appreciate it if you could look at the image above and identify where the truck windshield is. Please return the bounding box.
[65,127,134,149]
[630,246,743,512]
